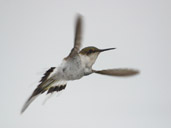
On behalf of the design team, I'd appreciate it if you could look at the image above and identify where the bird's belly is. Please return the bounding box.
[62,58,84,80]
[64,68,84,80]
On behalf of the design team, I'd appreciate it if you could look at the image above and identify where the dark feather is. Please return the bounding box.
[47,84,66,94]
[39,67,55,83]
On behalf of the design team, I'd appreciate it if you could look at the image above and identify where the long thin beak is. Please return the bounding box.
[99,48,116,52]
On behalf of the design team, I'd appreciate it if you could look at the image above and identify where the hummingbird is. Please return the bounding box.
[21,15,139,113]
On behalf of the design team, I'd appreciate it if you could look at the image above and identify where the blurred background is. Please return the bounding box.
[0,0,170,128]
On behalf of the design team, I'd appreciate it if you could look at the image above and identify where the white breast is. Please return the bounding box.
[80,53,99,68]
[60,56,85,80]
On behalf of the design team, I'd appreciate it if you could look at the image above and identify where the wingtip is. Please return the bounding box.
[132,69,140,75]
[76,13,83,18]
[75,14,83,24]
[20,101,30,114]
[20,104,27,114]
[20,95,39,114]
[20,108,25,115]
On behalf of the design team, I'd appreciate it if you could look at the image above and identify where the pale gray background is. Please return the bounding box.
[0,0,170,128]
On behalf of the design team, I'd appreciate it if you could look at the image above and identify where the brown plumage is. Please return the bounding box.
[66,15,82,59]
[93,69,139,76]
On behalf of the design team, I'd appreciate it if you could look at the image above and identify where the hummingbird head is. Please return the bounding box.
[79,46,115,68]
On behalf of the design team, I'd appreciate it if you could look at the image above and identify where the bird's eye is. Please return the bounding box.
[88,49,93,54]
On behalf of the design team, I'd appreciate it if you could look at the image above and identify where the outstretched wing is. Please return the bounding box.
[93,68,139,77]
[21,78,55,114]
[66,15,83,58]
[21,67,67,114]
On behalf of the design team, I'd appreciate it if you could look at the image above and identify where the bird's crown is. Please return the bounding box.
[79,46,99,55]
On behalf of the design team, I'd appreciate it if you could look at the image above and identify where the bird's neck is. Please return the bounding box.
[79,54,98,69]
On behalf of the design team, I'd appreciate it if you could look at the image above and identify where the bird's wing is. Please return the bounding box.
[21,78,55,114]
[39,67,56,84]
[21,67,67,114]
[93,68,139,77]
[46,80,67,94]
[66,15,83,58]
